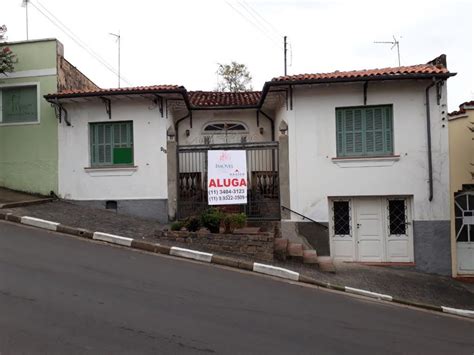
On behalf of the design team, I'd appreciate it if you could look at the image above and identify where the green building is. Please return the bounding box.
[0,38,97,195]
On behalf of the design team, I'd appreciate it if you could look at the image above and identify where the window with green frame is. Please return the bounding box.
[0,85,38,124]
[336,105,393,157]
[90,121,133,166]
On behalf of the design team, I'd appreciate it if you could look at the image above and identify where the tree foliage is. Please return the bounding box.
[216,61,252,92]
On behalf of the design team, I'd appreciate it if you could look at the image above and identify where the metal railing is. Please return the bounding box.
[281,205,328,229]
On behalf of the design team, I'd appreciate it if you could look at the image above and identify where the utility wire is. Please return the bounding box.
[30,0,132,86]
[241,0,282,38]
[237,1,280,44]
[225,0,282,49]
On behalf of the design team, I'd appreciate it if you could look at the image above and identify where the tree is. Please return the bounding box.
[216,61,253,92]
[0,25,15,75]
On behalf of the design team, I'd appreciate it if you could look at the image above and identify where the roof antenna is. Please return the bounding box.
[21,0,29,40]
[109,31,121,88]
[374,35,401,66]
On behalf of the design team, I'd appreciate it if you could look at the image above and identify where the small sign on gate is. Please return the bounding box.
[207,150,247,205]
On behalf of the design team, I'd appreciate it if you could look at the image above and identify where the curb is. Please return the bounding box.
[1,213,473,320]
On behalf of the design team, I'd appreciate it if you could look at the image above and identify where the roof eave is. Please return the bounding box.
[44,87,187,101]
[258,72,456,107]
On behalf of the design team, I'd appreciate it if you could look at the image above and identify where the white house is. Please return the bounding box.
[45,54,455,274]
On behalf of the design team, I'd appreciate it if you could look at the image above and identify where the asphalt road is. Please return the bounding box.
[0,221,473,355]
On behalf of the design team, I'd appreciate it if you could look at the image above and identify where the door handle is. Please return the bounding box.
[357,223,361,228]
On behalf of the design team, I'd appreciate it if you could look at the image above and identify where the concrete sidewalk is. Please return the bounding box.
[3,200,473,310]
[0,187,52,208]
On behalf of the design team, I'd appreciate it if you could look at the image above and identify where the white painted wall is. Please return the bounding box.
[278,80,450,222]
[58,98,170,200]
[177,109,272,145]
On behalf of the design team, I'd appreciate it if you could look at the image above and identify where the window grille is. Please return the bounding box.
[455,192,474,243]
[333,200,351,236]
[388,199,407,235]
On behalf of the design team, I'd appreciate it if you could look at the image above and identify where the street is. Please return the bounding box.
[0,221,473,355]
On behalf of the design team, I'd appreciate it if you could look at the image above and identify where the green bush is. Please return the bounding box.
[223,213,247,233]
[200,208,223,233]
[170,221,185,231]
[185,216,201,232]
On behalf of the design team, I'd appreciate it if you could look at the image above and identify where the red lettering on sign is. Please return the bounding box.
[209,178,248,188]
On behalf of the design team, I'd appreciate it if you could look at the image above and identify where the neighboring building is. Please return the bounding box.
[45,54,454,275]
[0,39,97,195]
[448,101,474,278]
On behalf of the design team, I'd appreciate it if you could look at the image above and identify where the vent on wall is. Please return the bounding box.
[105,200,118,211]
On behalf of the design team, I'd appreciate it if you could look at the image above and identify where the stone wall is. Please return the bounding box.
[57,55,99,92]
[160,231,274,261]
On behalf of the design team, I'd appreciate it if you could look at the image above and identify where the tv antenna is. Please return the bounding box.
[109,31,121,88]
[374,35,401,66]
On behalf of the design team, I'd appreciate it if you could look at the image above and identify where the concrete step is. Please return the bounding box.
[302,249,318,264]
[287,242,304,257]
[317,256,336,273]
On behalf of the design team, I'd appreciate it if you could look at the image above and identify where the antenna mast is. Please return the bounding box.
[284,35,287,75]
[374,35,401,66]
[21,0,29,40]
[109,31,121,88]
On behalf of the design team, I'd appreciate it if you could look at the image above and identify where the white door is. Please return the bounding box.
[331,200,355,261]
[355,198,384,262]
[386,198,413,262]
[455,192,474,274]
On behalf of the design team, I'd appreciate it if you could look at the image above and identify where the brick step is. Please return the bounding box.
[287,242,303,257]
[317,256,336,273]
[303,249,318,264]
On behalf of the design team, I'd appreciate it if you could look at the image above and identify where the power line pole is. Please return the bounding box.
[109,32,121,88]
[284,35,287,76]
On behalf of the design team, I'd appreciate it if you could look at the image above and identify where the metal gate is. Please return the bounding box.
[177,142,280,220]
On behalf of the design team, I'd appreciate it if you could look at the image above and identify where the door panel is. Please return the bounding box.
[355,198,383,262]
[386,198,413,262]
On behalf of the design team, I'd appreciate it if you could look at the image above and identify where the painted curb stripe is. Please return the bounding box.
[93,232,133,247]
[6,215,474,319]
[20,216,59,231]
[345,286,393,301]
[442,306,474,318]
[253,263,300,281]
[170,247,213,263]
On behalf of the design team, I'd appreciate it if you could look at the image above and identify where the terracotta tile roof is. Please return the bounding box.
[45,85,184,99]
[448,100,474,116]
[189,91,261,108]
[271,64,451,83]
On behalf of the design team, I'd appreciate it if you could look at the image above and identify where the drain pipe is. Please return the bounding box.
[425,78,442,202]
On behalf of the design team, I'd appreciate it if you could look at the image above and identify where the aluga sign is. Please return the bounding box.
[207,150,247,205]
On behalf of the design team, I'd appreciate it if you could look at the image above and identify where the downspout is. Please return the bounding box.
[175,113,191,145]
[425,77,443,201]
[258,110,275,141]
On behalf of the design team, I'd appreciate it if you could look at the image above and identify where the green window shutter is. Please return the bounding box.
[90,121,133,166]
[336,105,393,157]
[1,86,38,123]
[336,109,344,155]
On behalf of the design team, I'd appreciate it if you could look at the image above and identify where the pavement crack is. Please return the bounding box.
[0,289,36,302]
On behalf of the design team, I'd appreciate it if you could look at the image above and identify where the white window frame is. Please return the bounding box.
[0,82,41,126]
[202,121,249,135]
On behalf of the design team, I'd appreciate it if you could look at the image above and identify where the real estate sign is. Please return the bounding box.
[208,150,247,205]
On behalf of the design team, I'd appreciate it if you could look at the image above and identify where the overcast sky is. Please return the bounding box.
[3,0,473,111]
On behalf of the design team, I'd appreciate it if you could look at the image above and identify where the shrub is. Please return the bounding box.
[200,208,223,233]
[170,220,185,231]
[185,216,201,232]
[223,213,247,233]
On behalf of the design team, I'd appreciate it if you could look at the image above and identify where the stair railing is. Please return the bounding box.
[281,206,328,230]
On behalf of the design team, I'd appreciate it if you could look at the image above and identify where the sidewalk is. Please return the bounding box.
[2,200,473,310]
[0,187,52,208]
